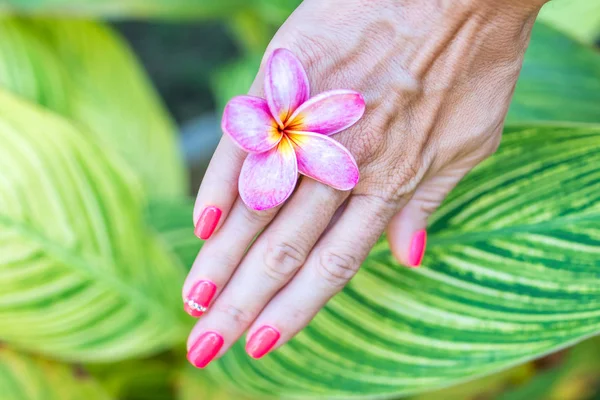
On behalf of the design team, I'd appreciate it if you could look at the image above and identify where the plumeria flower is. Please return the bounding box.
[222,48,366,210]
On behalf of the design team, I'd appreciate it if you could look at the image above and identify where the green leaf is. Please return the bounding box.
[177,366,257,400]
[538,0,600,45]
[0,18,186,198]
[250,0,301,26]
[146,198,200,271]
[411,362,534,400]
[508,23,600,124]
[0,347,112,400]
[497,337,600,400]
[184,124,598,398]
[0,88,189,362]
[0,0,248,19]
[87,357,180,400]
[212,54,262,112]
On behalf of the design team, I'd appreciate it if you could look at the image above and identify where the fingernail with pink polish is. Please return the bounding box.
[246,326,280,359]
[194,206,222,240]
[408,229,427,267]
[187,331,224,368]
[184,280,217,317]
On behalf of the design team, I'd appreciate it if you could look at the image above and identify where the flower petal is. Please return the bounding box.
[239,137,298,210]
[265,48,310,127]
[286,90,365,135]
[222,95,281,153]
[288,132,359,191]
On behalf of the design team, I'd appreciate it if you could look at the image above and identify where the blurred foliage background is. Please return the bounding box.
[0,0,599,399]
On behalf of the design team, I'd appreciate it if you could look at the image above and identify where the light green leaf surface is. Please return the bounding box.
[507,23,600,124]
[0,18,186,198]
[189,124,599,398]
[0,0,249,18]
[146,198,199,271]
[178,366,257,400]
[538,0,600,45]
[0,88,188,362]
[0,347,112,400]
[87,357,180,400]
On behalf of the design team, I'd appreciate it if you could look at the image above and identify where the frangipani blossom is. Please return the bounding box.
[222,48,365,210]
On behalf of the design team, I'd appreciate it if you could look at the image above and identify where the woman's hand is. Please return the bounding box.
[184,0,547,367]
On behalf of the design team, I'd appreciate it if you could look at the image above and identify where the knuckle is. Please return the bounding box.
[263,239,306,282]
[358,156,423,205]
[417,196,442,216]
[317,249,360,288]
[355,193,398,224]
[390,156,424,199]
[213,303,252,327]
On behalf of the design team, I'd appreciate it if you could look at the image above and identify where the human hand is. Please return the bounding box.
[184,0,547,367]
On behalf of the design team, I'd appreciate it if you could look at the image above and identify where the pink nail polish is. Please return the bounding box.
[194,206,222,240]
[408,229,427,267]
[187,331,224,368]
[184,280,217,317]
[246,326,280,359]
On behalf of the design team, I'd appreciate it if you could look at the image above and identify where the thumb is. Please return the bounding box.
[387,165,470,267]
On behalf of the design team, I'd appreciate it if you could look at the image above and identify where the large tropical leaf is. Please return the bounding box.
[87,357,181,400]
[0,0,248,18]
[0,88,189,362]
[177,366,257,400]
[508,23,600,124]
[151,124,600,398]
[0,17,186,198]
[0,347,112,400]
[538,0,600,45]
[146,198,199,270]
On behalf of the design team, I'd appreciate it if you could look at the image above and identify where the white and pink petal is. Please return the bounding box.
[286,90,365,135]
[288,132,359,191]
[264,48,310,127]
[239,137,298,210]
[222,95,281,153]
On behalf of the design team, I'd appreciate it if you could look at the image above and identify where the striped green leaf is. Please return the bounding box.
[163,123,598,398]
[178,366,257,400]
[0,18,186,198]
[0,88,189,362]
[146,199,200,271]
[0,347,112,400]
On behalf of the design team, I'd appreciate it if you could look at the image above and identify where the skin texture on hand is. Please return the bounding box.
[185,0,548,367]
